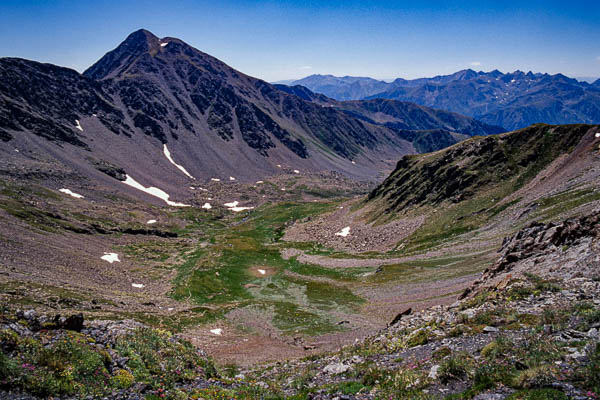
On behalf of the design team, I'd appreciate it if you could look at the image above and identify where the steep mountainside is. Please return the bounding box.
[0,58,129,146]
[276,85,505,153]
[288,70,600,130]
[367,124,595,217]
[0,29,418,205]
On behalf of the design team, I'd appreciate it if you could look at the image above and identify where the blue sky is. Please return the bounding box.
[0,0,599,82]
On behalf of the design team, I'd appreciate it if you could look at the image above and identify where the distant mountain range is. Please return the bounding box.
[275,85,504,153]
[288,71,600,130]
[0,29,503,201]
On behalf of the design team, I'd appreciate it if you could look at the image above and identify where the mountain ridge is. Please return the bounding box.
[287,70,600,130]
[0,29,505,205]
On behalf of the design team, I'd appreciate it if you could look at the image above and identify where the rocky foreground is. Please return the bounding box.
[1,211,599,399]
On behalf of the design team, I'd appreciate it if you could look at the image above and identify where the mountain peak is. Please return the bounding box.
[83,29,165,80]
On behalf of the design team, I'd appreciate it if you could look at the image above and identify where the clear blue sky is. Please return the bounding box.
[1,0,599,82]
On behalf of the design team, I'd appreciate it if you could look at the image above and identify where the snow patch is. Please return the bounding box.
[101,252,120,263]
[257,269,266,275]
[122,175,190,207]
[160,42,168,47]
[75,120,83,131]
[335,226,351,237]
[595,133,600,138]
[351,161,356,164]
[293,170,300,174]
[277,164,281,168]
[224,200,254,212]
[211,178,220,182]
[202,203,212,209]
[210,328,222,336]
[131,283,145,288]
[147,219,157,224]
[230,206,254,212]
[163,144,194,179]
[59,188,84,199]
[256,181,264,184]
[229,176,236,181]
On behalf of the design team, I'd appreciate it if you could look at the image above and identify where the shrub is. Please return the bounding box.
[513,366,556,389]
[448,325,466,338]
[524,273,561,293]
[481,336,514,361]
[111,369,135,389]
[584,343,600,393]
[221,363,240,378]
[432,346,452,360]
[439,353,472,384]
[115,328,215,390]
[407,329,429,347]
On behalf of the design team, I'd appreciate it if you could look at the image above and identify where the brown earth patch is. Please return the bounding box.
[248,265,277,278]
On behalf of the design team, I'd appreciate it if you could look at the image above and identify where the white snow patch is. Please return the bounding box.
[229,176,236,181]
[224,200,254,212]
[257,269,266,275]
[595,133,600,138]
[202,203,212,209]
[351,161,356,164]
[189,186,195,190]
[230,206,253,212]
[122,174,190,207]
[211,178,221,182]
[147,219,157,224]
[210,328,223,335]
[131,283,145,288]
[167,307,174,311]
[59,188,84,199]
[277,164,282,168]
[256,181,264,184]
[163,144,195,179]
[75,120,83,131]
[14,149,19,152]
[510,79,516,83]
[101,252,120,263]
[281,188,286,191]
[160,42,169,47]
[293,170,300,174]
[335,226,351,237]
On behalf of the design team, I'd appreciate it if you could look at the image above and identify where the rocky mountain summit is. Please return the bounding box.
[0,28,505,203]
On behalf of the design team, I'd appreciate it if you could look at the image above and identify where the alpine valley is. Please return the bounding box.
[0,29,599,400]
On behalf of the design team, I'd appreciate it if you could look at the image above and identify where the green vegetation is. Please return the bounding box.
[0,327,215,398]
[364,124,596,253]
[169,201,365,335]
